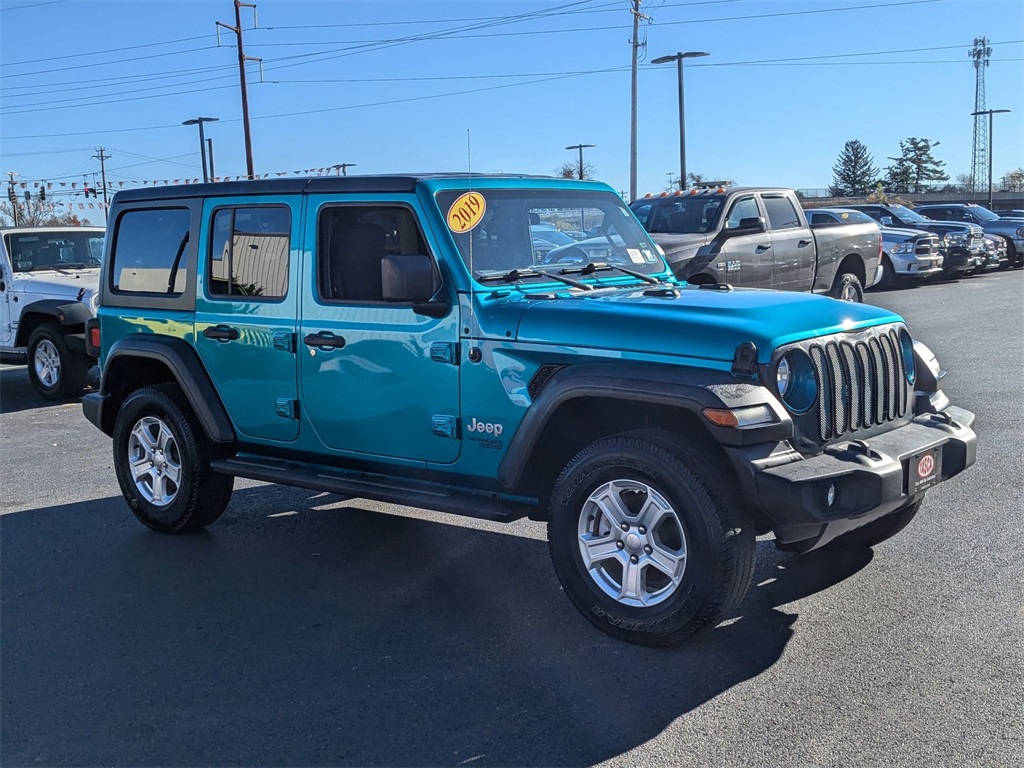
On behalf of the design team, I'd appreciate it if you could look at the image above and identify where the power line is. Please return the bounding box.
[0,0,68,11]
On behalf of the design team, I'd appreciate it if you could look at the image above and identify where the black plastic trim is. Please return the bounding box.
[211,455,529,523]
[498,362,792,488]
[102,335,235,443]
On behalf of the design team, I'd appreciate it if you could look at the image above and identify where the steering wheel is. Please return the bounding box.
[542,245,589,265]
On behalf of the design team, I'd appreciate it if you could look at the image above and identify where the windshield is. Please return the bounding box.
[970,206,1001,221]
[637,196,724,234]
[890,205,930,224]
[438,189,664,279]
[4,230,105,272]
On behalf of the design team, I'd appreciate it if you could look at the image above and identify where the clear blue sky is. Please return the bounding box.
[2,0,1022,215]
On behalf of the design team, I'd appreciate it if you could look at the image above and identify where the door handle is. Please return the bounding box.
[304,331,346,350]
[203,324,239,341]
[798,239,812,247]
[756,244,772,253]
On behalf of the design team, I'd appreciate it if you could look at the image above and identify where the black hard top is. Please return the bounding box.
[111,173,555,204]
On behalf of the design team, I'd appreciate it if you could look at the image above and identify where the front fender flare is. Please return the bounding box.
[15,299,94,346]
[497,363,791,489]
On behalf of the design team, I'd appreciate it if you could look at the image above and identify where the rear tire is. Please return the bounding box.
[829,272,864,302]
[547,431,755,647]
[26,323,87,401]
[825,499,923,552]
[112,383,233,533]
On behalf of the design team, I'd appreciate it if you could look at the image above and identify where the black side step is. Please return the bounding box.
[210,456,530,523]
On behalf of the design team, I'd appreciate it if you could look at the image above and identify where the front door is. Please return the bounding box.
[719,195,773,288]
[194,197,301,442]
[298,197,461,464]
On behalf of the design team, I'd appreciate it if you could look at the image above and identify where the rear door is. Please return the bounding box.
[194,197,301,443]
[298,196,461,464]
[762,193,815,291]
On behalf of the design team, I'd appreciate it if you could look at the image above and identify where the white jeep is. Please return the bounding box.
[0,226,105,399]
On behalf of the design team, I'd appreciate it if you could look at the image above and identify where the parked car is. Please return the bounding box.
[913,203,1024,269]
[0,225,105,399]
[631,187,881,301]
[994,209,1024,219]
[530,224,576,262]
[979,233,1009,271]
[843,204,985,278]
[83,174,976,647]
[807,209,943,288]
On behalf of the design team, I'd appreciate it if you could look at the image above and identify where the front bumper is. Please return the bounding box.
[890,252,944,278]
[736,406,976,551]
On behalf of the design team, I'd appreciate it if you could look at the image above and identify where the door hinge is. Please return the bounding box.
[275,398,299,420]
[273,331,296,353]
[431,414,458,439]
[430,341,459,365]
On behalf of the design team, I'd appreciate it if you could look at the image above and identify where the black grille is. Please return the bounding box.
[528,364,564,399]
[809,327,909,442]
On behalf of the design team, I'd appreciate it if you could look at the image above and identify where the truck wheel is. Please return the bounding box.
[547,432,755,647]
[112,383,233,533]
[26,323,88,401]
[830,272,864,302]
[825,499,923,552]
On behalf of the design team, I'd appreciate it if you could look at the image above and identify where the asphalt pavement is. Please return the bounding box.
[1,270,1021,767]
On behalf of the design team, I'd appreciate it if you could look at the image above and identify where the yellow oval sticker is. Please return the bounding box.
[447,191,486,233]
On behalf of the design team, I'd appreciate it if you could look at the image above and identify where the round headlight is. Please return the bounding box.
[777,356,791,397]
[775,350,817,414]
[899,329,916,385]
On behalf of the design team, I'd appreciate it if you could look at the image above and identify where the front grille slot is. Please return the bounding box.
[808,326,908,442]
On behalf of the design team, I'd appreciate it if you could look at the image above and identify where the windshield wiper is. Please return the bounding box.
[477,268,594,291]
[558,261,662,285]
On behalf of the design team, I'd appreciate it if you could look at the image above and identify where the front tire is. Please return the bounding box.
[112,384,233,533]
[26,323,87,400]
[829,272,864,302]
[547,432,755,647]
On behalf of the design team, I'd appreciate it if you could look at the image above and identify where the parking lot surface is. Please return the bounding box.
[1,272,1022,767]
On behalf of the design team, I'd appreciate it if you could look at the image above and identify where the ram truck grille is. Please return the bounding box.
[915,236,939,256]
[805,326,910,442]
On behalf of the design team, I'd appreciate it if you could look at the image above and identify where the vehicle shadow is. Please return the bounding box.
[0,487,871,767]
[0,365,97,415]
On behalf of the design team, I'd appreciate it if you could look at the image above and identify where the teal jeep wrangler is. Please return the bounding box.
[83,175,976,646]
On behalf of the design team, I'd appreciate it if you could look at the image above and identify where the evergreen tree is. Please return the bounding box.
[829,140,879,196]
[886,137,948,194]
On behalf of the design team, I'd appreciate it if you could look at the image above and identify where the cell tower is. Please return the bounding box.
[969,37,992,192]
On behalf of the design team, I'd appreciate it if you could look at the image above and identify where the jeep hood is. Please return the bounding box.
[512,285,900,363]
[16,269,99,302]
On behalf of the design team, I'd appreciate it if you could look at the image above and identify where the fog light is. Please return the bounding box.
[827,483,836,507]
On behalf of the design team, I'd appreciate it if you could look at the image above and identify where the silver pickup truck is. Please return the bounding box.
[630,187,881,302]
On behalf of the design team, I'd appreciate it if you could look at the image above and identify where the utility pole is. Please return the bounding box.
[217,1,261,179]
[207,138,216,179]
[6,171,21,227]
[628,0,647,203]
[968,37,992,193]
[565,144,595,180]
[93,147,111,207]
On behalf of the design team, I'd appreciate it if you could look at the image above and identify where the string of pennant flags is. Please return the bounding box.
[14,167,359,192]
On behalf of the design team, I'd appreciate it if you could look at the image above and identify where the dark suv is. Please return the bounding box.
[82,175,977,647]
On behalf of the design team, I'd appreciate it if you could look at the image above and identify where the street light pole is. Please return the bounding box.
[565,143,596,180]
[971,108,1010,208]
[182,117,220,182]
[652,51,709,190]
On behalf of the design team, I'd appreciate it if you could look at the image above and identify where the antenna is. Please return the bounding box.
[466,128,478,342]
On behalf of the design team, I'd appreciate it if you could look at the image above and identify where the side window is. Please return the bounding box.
[631,202,653,228]
[810,212,835,226]
[318,205,432,303]
[725,196,760,229]
[111,208,190,294]
[761,195,802,230]
[208,205,290,299]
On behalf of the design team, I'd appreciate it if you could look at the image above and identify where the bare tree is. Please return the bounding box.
[555,161,595,180]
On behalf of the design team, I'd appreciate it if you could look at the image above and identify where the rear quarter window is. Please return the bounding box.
[111,208,191,294]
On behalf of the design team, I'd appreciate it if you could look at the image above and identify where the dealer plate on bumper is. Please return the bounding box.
[907,445,942,494]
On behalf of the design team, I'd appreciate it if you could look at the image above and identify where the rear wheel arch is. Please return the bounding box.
[100,336,235,446]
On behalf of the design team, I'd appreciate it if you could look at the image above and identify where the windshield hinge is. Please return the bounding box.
[731,342,758,376]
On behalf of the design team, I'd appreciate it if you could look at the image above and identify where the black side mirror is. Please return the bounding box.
[726,216,765,236]
[381,254,448,317]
